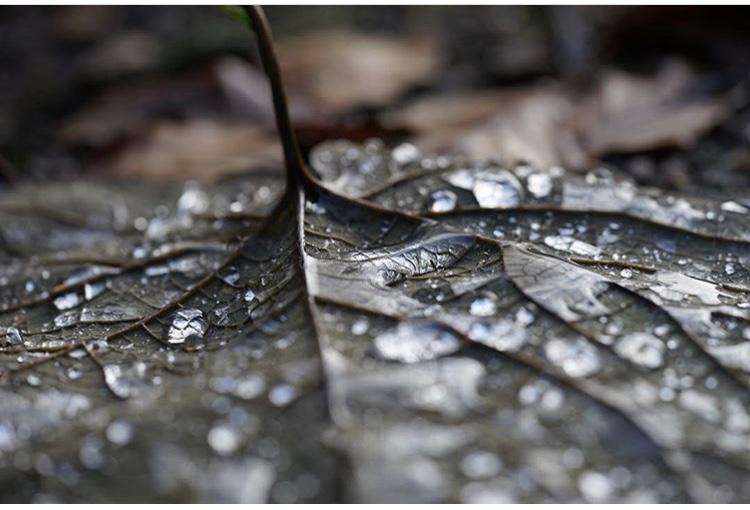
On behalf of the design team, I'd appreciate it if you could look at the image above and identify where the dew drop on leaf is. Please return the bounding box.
[428,190,457,213]
[544,338,601,378]
[373,320,461,363]
[54,292,82,310]
[614,333,665,369]
[469,293,498,317]
[5,326,22,345]
[207,423,241,456]
[167,308,207,345]
[526,172,553,198]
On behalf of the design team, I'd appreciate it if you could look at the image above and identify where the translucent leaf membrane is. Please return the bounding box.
[0,172,339,503]
[307,140,750,502]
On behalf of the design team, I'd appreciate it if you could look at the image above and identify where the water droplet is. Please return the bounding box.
[54,292,81,311]
[374,320,461,363]
[579,471,613,502]
[106,420,134,446]
[544,236,602,257]
[470,293,498,317]
[102,362,148,399]
[515,307,535,326]
[5,326,22,345]
[725,262,736,275]
[207,424,241,456]
[351,319,369,335]
[721,200,749,214]
[219,266,241,286]
[167,308,207,345]
[544,338,601,378]
[54,310,79,328]
[527,172,553,198]
[614,333,665,369]
[268,384,297,407]
[392,143,421,165]
[429,190,457,213]
[66,366,82,380]
[620,268,633,279]
[468,320,526,352]
[472,169,524,208]
[177,181,210,214]
[80,304,142,323]
[244,289,257,302]
[461,451,502,479]
[84,281,106,300]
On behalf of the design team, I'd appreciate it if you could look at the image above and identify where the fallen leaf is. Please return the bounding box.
[382,60,725,170]
[98,120,281,182]
[278,30,440,114]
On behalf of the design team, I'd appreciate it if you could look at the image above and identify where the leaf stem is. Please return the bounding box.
[242,6,306,194]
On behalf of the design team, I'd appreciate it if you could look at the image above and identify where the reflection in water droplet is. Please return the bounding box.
[374,321,461,363]
[167,308,207,344]
[544,338,601,378]
[244,289,257,302]
[429,190,457,213]
[615,333,665,369]
[54,292,81,311]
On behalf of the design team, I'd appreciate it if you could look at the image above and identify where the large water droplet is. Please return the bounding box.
[471,169,523,208]
[5,326,22,346]
[429,190,457,213]
[544,236,602,257]
[102,362,149,399]
[167,308,207,345]
[469,293,498,317]
[54,292,82,311]
[374,320,461,363]
[527,172,553,198]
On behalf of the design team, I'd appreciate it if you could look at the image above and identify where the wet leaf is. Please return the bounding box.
[3,11,750,505]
